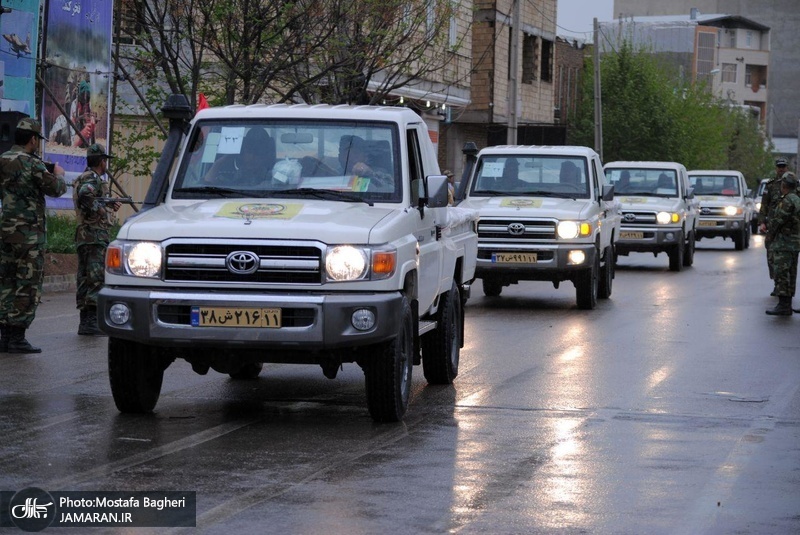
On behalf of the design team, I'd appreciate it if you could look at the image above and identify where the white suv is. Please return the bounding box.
[459,145,619,310]
[688,170,754,250]
[604,161,698,271]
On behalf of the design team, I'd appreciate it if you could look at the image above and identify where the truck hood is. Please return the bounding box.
[461,195,595,220]
[118,199,394,243]
[616,196,687,212]
[696,195,744,207]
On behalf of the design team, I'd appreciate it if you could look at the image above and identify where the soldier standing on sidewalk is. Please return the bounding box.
[765,172,800,316]
[0,118,67,353]
[73,144,119,335]
[758,157,790,295]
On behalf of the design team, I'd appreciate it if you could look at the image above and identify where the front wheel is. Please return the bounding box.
[363,295,414,422]
[422,281,462,384]
[682,230,695,267]
[598,245,614,299]
[108,338,168,413]
[482,277,502,297]
[229,362,263,380]
[668,235,684,272]
[734,227,746,250]
[575,251,599,310]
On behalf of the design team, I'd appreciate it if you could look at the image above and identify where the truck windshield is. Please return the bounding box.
[470,155,590,199]
[605,168,679,197]
[172,120,401,203]
[689,175,740,196]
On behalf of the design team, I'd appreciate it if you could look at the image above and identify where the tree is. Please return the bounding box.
[569,40,773,184]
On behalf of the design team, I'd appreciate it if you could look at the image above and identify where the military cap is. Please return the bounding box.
[775,157,788,167]
[87,143,114,159]
[782,172,797,187]
[16,117,45,140]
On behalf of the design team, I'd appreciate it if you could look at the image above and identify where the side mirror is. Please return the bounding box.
[685,186,695,199]
[601,184,615,201]
[423,175,449,209]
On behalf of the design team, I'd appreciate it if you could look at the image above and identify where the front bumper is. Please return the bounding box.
[615,226,682,254]
[695,218,745,239]
[475,242,597,282]
[98,287,403,350]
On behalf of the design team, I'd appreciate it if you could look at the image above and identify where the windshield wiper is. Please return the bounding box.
[173,186,254,197]
[268,188,373,206]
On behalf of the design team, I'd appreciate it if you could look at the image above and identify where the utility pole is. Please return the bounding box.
[593,18,603,160]
[507,0,521,145]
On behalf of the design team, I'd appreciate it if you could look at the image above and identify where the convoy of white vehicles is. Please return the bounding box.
[98,95,764,421]
[603,161,697,271]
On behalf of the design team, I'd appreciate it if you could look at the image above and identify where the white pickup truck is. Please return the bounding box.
[458,145,619,309]
[98,95,478,422]
[688,169,753,250]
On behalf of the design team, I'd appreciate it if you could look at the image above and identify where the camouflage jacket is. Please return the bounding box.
[0,145,67,245]
[73,168,112,245]
[767,191,800,252]
[758,176,783,225]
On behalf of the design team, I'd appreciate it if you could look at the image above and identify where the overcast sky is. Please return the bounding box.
[556,0,615,40]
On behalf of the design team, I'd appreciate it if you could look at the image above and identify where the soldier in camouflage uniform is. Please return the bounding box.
[73,144,118,335]
[0,118,67,353]
[758,157,789,294]
[765,172,800,316]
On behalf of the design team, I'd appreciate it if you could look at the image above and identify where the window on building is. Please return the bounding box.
[448,4,457,48]
[522,34,537,83]
[695,31,715,79]
[117,0,143,45]
[540,39,553,82]
[729,31,736,48]
[745,31,753,48]
[722,63,737,83]
[426,0,436,39]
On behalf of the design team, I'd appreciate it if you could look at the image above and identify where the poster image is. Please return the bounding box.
[43,0,114,177]
[0,1,39,115]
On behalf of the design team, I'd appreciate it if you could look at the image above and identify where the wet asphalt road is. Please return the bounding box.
[1,234,799,534]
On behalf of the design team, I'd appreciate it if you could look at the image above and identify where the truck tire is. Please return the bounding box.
[751,218,759,235]
[682,230,695,267]
[364,295,413,422]
[575,252,599,310]
[422,281,462,384]
[734,227,745,250]
[229,363,263,380]
[598,245,614,299]
[668,236,684,272]
[744,225,751,249]
[482,277,502,297]
[108,337,166,413]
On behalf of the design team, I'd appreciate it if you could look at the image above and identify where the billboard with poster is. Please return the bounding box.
[0,0,39,115]
[42,0,114,209]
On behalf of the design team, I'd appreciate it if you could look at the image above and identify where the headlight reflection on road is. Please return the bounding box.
[540,417,589,529]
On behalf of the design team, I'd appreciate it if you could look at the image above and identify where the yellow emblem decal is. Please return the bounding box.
[215,202,303,220]
[499,198,543,208]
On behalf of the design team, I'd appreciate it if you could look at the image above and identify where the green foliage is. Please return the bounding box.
[570,40,774,186]
[45,213,120,254]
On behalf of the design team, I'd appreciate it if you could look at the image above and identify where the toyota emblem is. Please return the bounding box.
[623,213,637,222]
[700,207,711,215]
[226,251,260,275]
[507,222,526,235]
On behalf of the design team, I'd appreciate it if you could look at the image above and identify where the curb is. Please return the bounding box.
[43,274,77,294]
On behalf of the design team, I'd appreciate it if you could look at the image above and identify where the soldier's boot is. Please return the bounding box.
[0,324,9,353]
[766,296,793,316]
[77,309,88,335]
[7,326,42,354]
[79,307,106,337]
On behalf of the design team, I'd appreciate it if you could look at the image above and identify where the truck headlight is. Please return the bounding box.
[724,206,741,216]
[106,241,163,278]
[656,211,680,224]
[325,245,396,282]
[557,221,591,239]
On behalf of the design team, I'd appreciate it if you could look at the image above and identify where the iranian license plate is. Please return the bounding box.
[698,220,717,227]
[620,231,644,239]
[190,306,282,328]
[492,252,537,263]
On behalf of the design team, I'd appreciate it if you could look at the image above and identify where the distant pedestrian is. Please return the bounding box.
[443,169,455,205]
[765,172,800,316]
[73,144,118,335]
[0,118,67,353]
[758,157,789,294]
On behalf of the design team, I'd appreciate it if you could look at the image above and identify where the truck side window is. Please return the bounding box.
[407,129,424,204]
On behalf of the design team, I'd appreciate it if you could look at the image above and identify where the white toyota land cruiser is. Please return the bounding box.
[98,95,478,422]
[688,169,753,250]
[603,161,698,271]
[458,145,620,309]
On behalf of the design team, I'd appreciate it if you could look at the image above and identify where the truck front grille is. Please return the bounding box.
[699,206,729,217]
[477,218,556,241]
[621,211,657,225]
[164,242,322,284]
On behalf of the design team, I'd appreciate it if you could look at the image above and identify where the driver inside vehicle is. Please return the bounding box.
[203,128,276,187]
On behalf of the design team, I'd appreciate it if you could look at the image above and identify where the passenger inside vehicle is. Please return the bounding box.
[616,170,631,193]
[204,128,276,187]
[721,176,738,195]
[655,173,675,194]
[559,160,581,186]
[496,158,526,190]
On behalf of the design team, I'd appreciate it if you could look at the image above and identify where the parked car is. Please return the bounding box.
[688,170,754,250]
[604,161,698,271]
